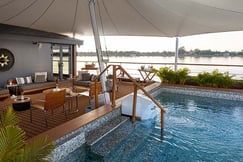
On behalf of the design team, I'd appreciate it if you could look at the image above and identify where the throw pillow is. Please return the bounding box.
[35,72,47,82]
[82,73,91,81]
[16,77,25,84]
[25,76,32,84]
[35,75,46,83]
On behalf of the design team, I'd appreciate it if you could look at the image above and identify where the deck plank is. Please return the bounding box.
[1,82,137,140]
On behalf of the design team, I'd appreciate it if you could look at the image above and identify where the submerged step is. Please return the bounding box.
[89,120,134,158]
[106,122,154,162]
[87,119,156,162]
[85,115,130,146]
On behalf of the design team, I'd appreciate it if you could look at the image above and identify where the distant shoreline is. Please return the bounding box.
[78,50,243,57]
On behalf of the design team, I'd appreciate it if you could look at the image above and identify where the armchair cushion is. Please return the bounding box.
[35,72,47,82]
[74,80,91,87]
[82,73,91,81]
[35,75,46,83]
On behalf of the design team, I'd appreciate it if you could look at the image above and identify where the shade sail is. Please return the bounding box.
[1,0,243,37]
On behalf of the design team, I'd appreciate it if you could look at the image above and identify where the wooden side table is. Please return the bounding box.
[138,69,156,82]
[4,96,31,111]
[66,91,80,113]
[12,97,31,111]
[81,67,99,74]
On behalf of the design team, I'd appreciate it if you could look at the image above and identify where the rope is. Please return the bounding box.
[71,0,79,37]
[30,0,56,27]
[0,0,17,8]
[126,0,169,36]
[101,0,119,33]
[97,0,109,65]
[3,0,39,23]
[192,1,243,15]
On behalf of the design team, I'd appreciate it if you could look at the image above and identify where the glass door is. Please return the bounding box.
[52,44,72,80]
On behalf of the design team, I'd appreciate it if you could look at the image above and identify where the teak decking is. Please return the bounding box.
[1,81,136,140]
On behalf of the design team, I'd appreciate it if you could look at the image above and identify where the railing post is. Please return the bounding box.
[90,65,166,129]
[95,80,98,109]
[132,84,138,123]
[161,110,164,129]
[111,65,116,107]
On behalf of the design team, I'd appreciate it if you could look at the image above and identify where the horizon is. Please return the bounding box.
[77,31,243,53]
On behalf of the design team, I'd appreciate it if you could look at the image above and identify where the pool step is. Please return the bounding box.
[87,119,154,161]
[58,145,87,162]
[88,120,134,161]
[85,115,130,146]
[131,134,165,162]
[85,115,130,161]
[106,122,153,162]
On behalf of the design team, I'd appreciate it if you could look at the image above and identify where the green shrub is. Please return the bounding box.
[156,67,174,84]
[196,71,214,87]
[184,76,199,86]
[176,68,190,84]
[156,67,234,88]
[156,67,171,83]
[156,67,190,84]
[196,69,234,88]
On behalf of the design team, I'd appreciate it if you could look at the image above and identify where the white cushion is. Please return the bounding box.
[25,76,32,84]
[16,77,25,84]
[35,72,47,82]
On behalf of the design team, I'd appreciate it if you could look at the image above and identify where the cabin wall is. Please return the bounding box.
[0,38,52,87]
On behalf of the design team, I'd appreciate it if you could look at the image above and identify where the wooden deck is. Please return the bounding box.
[1,81,137,140]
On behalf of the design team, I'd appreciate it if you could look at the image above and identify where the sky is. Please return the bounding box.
[77,31,243,53]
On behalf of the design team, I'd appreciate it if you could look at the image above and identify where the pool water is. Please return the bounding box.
[62,92,243,162]
[154,92,243,162]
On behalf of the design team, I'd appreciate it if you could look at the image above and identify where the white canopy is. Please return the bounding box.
[1,0,243,37]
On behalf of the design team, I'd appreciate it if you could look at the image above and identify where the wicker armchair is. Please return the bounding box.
[30,89,66,127]
[89,81,103,99]
[88,82,111,109]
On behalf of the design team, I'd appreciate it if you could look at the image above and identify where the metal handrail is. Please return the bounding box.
[94,64,166,129]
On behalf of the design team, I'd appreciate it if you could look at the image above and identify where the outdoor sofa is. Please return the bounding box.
[0,72,56,99]
[73,71,115,92]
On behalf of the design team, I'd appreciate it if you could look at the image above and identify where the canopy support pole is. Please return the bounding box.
[174,37,179,71]
[88,0,107,94]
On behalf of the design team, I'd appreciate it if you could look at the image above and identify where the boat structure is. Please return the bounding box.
[121,94,158,120]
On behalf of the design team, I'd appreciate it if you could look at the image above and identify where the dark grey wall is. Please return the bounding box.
[0,39,52,87]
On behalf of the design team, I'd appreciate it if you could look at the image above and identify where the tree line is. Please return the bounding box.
[78,47,243,57]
